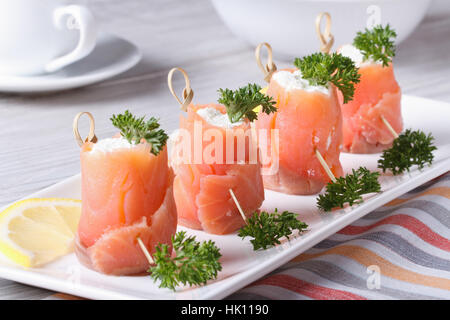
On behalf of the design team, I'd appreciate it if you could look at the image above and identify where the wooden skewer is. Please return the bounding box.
[137,237,154,265]
[73,111,98,147]
[315,149,337,183]
[255,42,277,83]
[315,12,334,54]
[380,115,399,139]
[229,189,248,224]
[167,67,194,112]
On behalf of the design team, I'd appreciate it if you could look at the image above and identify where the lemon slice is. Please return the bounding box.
[0,198,81,268]
[253,86,268,114]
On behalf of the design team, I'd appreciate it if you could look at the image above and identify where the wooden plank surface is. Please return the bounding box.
[0,0,449,299]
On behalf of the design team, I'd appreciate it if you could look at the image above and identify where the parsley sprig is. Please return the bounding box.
[110,110,168,156]
[353,24,397,67]
[238,209,308,250]
[317,167,381,212]
[294,53,361,103]
[218,83,277,123]
[149,231,222,291]
[378,129,436,175]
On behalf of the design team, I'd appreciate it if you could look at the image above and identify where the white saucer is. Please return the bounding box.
[0,32,142,93]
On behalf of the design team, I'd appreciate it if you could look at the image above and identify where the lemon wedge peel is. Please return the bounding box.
[0,198,81,268]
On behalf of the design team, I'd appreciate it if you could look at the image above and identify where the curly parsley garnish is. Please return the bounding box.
[294,52,361,103]
[238,209,308,250]
[110,110,168,156]
[218,83,277,123]
[149,231,222,291]
[353,24,397,67]
[378,129,437,175]
[317,167,381,212]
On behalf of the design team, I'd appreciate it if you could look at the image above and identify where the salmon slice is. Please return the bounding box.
[197,163,263,234]
[77,181,177,276]
[76,139,177,275]
[256,69,343,195]
[173,164,203,230]
[337,61,402,153]
[172,104,264,234]
[78,142,169,248]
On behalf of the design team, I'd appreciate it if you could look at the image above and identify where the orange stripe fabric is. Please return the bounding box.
[386,187,450,206]
[51,293,85,300]
[291,245,450,290]
[253,274,367,300]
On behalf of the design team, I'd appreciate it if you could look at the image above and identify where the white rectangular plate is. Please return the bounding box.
[0,95,449,300]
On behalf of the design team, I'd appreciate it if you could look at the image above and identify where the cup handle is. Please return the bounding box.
[45,5,97,73]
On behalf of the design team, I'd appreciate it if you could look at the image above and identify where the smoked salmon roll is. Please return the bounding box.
[256,53,360,195]
[171,84,274,234]
[338,25,402,154]
[75,111,175,275]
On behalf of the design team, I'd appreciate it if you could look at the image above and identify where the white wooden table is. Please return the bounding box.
[0,0,449,299]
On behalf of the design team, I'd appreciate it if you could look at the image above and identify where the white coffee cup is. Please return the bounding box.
[0,0,98,76]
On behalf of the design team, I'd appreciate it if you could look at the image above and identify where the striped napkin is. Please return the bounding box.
[228,172,450,300]
[45,172,449,300]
